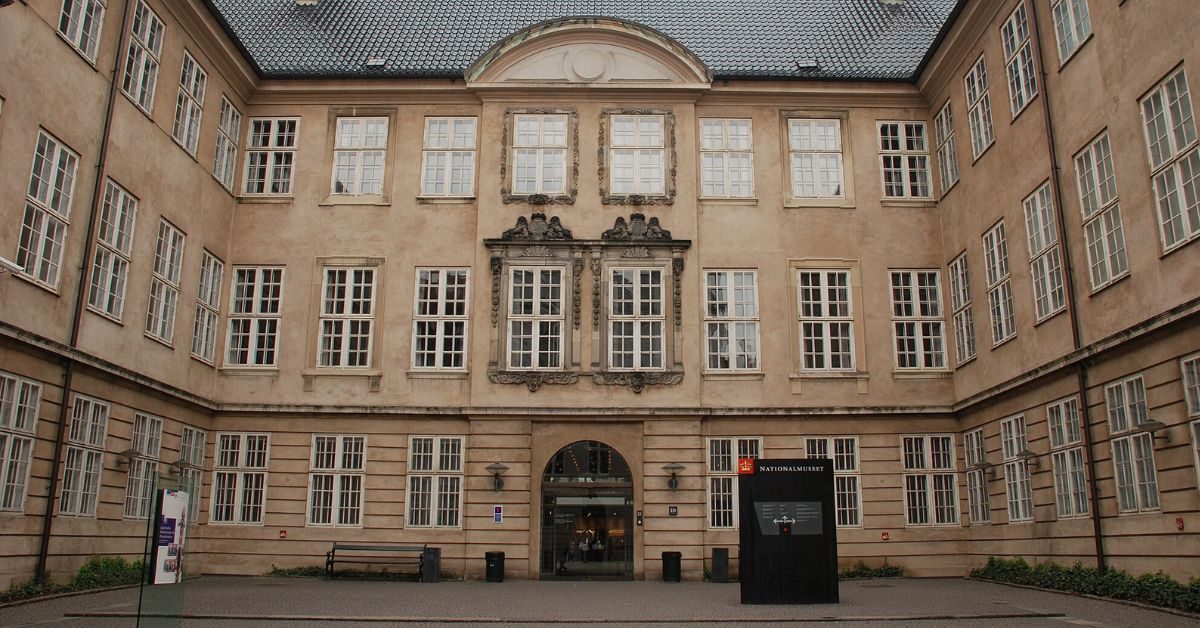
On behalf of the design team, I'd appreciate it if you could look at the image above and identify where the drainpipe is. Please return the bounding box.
[1027,1,1106,573]
[35,0,136,583]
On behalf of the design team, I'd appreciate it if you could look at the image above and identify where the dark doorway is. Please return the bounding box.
[539,441,633,580]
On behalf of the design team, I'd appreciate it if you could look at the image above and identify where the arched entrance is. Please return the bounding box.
[539,441,634,580]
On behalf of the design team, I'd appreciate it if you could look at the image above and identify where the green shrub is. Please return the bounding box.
[268,565,326,578]
[971,556,1200,613]
[840,560,904,579]
[70,556,145,589]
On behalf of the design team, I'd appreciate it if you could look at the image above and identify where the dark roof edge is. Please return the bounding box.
[910,0,971,83]
[199,0,265,80]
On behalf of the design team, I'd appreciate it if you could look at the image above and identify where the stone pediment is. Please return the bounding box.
[466,18,711,89]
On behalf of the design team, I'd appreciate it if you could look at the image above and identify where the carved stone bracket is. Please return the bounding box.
[572,258,584,330]
[672,256,684,330]
[490,253,503,328]
[602,213,672,240]
[590,256,602,331]
[502,212,574,241]
[500,107,579,205]
[592,371,684,393]
[489,370,580,392]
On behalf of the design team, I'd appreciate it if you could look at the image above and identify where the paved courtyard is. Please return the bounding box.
[1,576,1196,627]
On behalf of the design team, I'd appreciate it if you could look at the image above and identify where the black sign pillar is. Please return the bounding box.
[738,458,838,604]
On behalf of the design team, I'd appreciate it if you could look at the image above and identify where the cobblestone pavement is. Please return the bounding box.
[1,577,1196,627]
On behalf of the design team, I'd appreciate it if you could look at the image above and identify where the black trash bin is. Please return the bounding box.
[421,547,441,583]
[662,551,682,582]
[485,551,505,582]
[710,547,729,583]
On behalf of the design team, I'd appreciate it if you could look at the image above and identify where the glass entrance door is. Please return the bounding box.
[541,489,633,579]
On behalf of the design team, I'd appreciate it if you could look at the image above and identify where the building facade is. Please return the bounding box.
[0,0,1198,586]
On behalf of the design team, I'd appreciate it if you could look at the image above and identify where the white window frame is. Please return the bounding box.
[317,266,376,369]
[0,372,41,513]
[877,121,932,199]
[406,435,464,529]
[706,436,761,529]
[1074,132,1129,291]
[805,437,861,528]
[243,118,299,196]
[307,434,366,527]
[1047,397,1089,519]
[1000,414,1034,523]
[703,270,760,372]
[1022,183,1067,321]
[1105,375,1160,513]
[889,270,946,370]
[171,51,207,155]
[1001,2,1038,118]
[212,96,242,191]
[123,413,163,519]
[60,395,108,517]
[179,426,205,520]
[964,428,990,524]
[226,266,284,367]
[58,0,106,63]
[1140,68,1200,252]
[797,269,854,371]
[191,250,224,364]
[87,179,137,320]
[507,266,565,371]
[120,0,164,113]
[145,219,185,345]
[608,267,666,371]
[331,116,389,196]
[934,101,959,194]
[699,118,754,198]
[965,55,996,159]
[788,118,844,199]
[948,252,977,364]
[411,268,469,371]
[17,130,79,290]
[901,434,958,526]
[609,114,666,195]
[511,114,568,196]
[421,117,477,197]
[983,221,1017,345]
[1051,0,1092,64]
[210,432,269,525]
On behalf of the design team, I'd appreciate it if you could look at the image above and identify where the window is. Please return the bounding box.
[412,268,469,370]
[700,119,753,198]
[901,434,958,525]
[964,428,989,524]
[1001,3,1038,117]
[60,395,108,516]
[878,122,931,198]
[87,180,137,320]
[1048,397,1089,518]
[171,51,207,155]
[1105,375,1159,512]
[507,267,565,370]
[1184,353,1200,417]
[191,251,224,363]
[421,117,476,197]
[797,270,854,371]
[407,436,463,528]
[1140,68,1200,251]
[707,437,761,528]
[805,437,861,527]
[704,270,759,371]
[243,119,298,195]
[1000,415,1034,522]
[965,55,996,159]
[178,426,205,520]
[145,219,185,344]
[1023,184,1067,321]
[59,0,106,63]
[17,130,79,289]
[889,270,946,370]
[1074,132,1129,290]
[982,222,1016,345]
[609,115,665,195]
[609,268,665,371]
[212,97,242,191]
[318,267,376,368]
[512,114,566,195]
[1051,0,1092,63]
[0,372,41,512]
[211,433,269,524]
[308,435,365,526]
[934,102,959,193]
[226,267,284,367]
[788,119,844,198]
[332,117,388,195]
[123,413,162,519]
[120,0,164,113]
[948,253,977,364]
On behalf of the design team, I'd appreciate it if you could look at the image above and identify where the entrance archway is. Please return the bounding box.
[539,441,634,580]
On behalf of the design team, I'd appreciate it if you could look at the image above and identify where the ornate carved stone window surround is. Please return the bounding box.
[598,108,677,205]
[501,108,579,205]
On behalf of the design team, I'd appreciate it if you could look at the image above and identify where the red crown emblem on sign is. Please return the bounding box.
[737,458,755,474]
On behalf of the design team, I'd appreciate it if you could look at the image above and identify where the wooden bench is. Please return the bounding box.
[325,543,428,580]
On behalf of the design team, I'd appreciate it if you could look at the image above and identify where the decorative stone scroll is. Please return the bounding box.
[501,212,574,241]
[592,371,684,393]
[489,371,580,392]
[602,213,672,240]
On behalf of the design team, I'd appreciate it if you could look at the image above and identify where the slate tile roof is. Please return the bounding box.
[204,0,961,81]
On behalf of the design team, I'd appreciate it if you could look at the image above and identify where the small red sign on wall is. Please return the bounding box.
[279,530,288,539]
[881,531,890,542]
[1178,517,1185,531]
[737,458,755,474]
